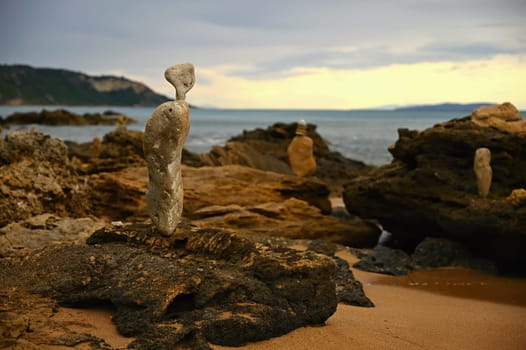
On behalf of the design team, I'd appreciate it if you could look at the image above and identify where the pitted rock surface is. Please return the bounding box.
[0,224,362,348]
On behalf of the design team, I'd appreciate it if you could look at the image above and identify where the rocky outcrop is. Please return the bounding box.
[199,141,293,174]
[85,166,148,221]
[343,112,526,272]
[0,214,105,257]
[65,121,372,195]
[471,102,526,134]
[0,109,135,126]
[182,165,331,215]
[0,223,372,348]
[85,165,381,247]
[67,128,146,174]
[0,130,89,227]
[196,122,372,195]
[353,238,496,276]
[1,129,379,247]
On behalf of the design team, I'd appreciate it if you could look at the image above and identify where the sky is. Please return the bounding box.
[1,0,525,109]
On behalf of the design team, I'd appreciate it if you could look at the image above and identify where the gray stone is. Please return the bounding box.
[143,63,194,235]
[164,63,195,101]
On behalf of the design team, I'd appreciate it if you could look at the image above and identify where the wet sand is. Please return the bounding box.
[50,248,526,350]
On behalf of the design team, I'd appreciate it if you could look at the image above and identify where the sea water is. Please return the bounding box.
[0,106,472,165]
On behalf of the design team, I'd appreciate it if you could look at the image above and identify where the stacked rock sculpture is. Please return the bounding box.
[143,63,195,235]
[287,119,317,177]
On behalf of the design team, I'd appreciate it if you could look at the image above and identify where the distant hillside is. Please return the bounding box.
[394,102,495,112]
[0,64,170,106]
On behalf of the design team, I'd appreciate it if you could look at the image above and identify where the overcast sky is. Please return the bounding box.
[1,0,525,109]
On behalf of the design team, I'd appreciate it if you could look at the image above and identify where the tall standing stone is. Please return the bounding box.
[287,120,317,177]
[143,63,195,235]
[473,147,492,198]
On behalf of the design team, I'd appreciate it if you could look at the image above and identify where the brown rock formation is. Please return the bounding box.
[83,164,380,247]
[343,115,526,272]
[0,224,373,348]
[196,122,372,195]
[471,102,526,134]
[67,128,146,174]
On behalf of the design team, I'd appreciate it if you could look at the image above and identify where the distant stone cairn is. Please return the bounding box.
[287,119,317,177]
[143,63,195,235]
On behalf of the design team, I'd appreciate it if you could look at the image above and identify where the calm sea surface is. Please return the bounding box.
[0,106,479,165]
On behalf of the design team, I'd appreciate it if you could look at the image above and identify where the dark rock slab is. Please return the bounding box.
[306,239,374,307]
[353,245,414,276]
[1,223,347,348]
[412,237,496,272]
[353,237,497,276]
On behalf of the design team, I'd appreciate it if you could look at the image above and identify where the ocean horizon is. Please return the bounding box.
[1,105,522,166]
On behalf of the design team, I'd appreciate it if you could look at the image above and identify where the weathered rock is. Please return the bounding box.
[0,214,105,257]
[353,237,496,276]
[82,164,380,247]
[506,188,526,207]
[67,128,146,174]
[0,130,89,227]
[0,109,135,127]
[411,237,496,272]
[353,245,414,276]
[67,121,371,195]
[143,63,194,236]
[471,102,521,125]
[197,122,372,195]
[473,147,492,198]
[182,164,332,215]
[86,166,148,221]
[0,224,341,348]
[0,129,68,165]
[333,255,375,306]
[471,102,526,134]
[199,141,293,174]
[343,116,526,272]
[191,197,380,247]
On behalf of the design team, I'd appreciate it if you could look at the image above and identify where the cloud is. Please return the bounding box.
[224,40,526,79]
[1,0,525,108]
[188,55,526,109]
